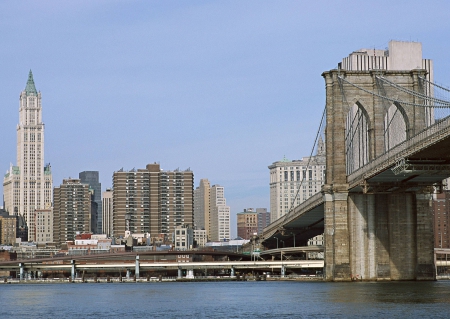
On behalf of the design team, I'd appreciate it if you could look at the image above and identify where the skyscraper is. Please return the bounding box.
[209,185,230,241]
[112,163,194,242]
[79,171,102,233]
[193,178,210,234]
[3,71,53,241]
[102,188,113,237]
[53,178,91,246]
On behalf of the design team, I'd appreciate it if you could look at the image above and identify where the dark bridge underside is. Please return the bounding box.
[351,137,450,194]
[268,206,324,248]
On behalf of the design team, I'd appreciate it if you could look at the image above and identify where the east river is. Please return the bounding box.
[1,281,450,318]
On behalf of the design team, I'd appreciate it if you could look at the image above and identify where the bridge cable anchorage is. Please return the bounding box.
[281,106,326,229]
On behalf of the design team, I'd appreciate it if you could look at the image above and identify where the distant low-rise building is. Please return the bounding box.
[237,209,258,240]
[237,208,270,239]
[194,229,207,247]
[67,233,112,255]
[174,225,194,251]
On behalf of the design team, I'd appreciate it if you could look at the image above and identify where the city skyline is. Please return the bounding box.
[1,1,450,238]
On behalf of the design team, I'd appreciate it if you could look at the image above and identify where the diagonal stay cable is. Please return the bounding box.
[280,106,326,228]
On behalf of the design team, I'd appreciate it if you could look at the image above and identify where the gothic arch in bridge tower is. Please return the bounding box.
[345,101,370,174]
[384,102,409,151]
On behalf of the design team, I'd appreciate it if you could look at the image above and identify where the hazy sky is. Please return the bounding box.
[1,1,450,237]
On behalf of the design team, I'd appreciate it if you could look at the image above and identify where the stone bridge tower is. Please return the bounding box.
[322,67,435,281]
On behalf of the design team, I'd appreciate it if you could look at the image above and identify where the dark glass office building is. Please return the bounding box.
[79,171,102,234]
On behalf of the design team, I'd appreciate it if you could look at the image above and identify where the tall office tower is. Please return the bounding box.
[79,171,102,233]
[256,208,270,235]
[3,71,53,242]
[112,163,194,241]
[209,185,230,241]
[102,188,113,237]
[193,178,210,235]
[269,137,326,223]
[53,179,91,246]
[237,209,258,240]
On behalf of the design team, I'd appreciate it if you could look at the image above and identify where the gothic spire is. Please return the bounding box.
[25,70,37,95]
[317,136,325,156]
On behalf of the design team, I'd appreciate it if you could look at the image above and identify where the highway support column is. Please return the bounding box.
[71,260,76,280]
[135,255,140,279]
[19,263,24,280]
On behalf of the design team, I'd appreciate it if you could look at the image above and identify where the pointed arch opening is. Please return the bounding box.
[346,102,370,175]
[384,102,408,151]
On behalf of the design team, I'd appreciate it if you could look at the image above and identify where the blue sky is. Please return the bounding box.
[1,1,450,237]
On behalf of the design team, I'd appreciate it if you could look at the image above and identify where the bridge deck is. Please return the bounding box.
[262,117,450,247]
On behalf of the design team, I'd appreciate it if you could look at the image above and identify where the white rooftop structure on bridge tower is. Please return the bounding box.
[341,40,433,81]
[269,137,326,222]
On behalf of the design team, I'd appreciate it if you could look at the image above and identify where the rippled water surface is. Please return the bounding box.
[2,281,450,318]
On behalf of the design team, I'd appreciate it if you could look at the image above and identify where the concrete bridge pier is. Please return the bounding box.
[281,265,286,277]
[415,193,435,280]
[328,191,435,281]
[230,267,235,277]
[71,260,76,280]
[19,263,24,280]
[135,255,140,279]
[324,188,351,281]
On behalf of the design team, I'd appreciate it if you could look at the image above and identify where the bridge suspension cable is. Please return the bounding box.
[376,76,450,107]
[419,76,450,94]
[281,106,326,226]
[337,76,450,109]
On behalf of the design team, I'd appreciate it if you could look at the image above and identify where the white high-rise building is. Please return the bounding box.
[3,71,53,241]
[269,137,325,223]
[209,185,230,241]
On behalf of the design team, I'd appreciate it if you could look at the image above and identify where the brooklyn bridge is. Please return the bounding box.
[261,42,450,281]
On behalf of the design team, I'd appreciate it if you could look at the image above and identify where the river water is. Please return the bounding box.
[1,281,450,318]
